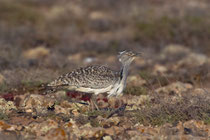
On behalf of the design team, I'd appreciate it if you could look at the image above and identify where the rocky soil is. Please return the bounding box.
[0,0,210,139]
[0,44,209,139]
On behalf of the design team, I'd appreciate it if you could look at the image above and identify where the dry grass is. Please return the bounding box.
[131,92,210,126]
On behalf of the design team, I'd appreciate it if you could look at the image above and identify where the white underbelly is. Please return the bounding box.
[75,85,113,95]
[107,82,125,97]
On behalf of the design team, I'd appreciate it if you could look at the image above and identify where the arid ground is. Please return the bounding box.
[0,0,210,139]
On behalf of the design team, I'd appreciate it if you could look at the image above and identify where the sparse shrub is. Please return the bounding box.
[139,70,170,88]
[133,93,210,126]
[125,86,148,96]
[0,112,8,121]
[0,83,9,93]
[139,71,152,81]
[21,80,43,88]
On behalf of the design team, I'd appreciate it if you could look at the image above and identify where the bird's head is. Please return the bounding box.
[118,50,141,65]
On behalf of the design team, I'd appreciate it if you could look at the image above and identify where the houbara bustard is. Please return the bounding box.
[46,51,141,97]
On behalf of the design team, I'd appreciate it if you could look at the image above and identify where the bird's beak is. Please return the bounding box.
[134,52,142,57]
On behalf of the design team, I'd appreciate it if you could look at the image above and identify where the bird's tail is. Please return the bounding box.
[38,83,57,95]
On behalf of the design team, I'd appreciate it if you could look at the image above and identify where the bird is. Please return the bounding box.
[46,50,141,97]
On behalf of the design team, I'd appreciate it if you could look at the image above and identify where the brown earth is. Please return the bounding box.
[0,0,210,139]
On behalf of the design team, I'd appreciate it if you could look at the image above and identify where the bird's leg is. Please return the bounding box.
[107,103,127,118]
[90,94,99,110]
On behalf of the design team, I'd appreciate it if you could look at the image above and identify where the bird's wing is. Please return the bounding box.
[47,65,120,89]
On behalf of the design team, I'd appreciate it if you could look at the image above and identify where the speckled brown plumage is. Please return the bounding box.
[47,65,120,89]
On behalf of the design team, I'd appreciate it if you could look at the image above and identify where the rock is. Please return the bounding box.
[126,95,150,110]
[65,119,80,137]
[0,121,19,134]
[42,127,68,140]
[97,99,109,109]
[89,11,111,20]
[0,98,16,114]
[54,104,70,115]
[175,53,209,68]
[13,94,28,107]
[66,118,105,138]
[100,117,121,128]
[159,123,179,136]
[68,54,97,64]
[176,120,210,138]
[58,100,87,115]
[182,120,209,137]
[155,82,193,96]
[54,90,67,100]
[83,57,96,64]
[191,88,209,96]
[0,131,21,140]
[0,121,13,131]
[9,115,34,126]
[127,75,146,87]
[22,46,50,59]
[152,64,168,75]
[161,44,190,57]
[2,93,14,101]
[130,135,157,140]
[26,119,59,137]
[21,94,55,114]
[77,127,104,138]
[68,53,82,64]
[71,109,80,116]
[108,97,125,109]
[93,129,105,139]
[104,126,124,136]
[161,45,210,69]
[103,135,112,140]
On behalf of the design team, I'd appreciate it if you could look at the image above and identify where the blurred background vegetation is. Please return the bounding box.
[0,0,210,90]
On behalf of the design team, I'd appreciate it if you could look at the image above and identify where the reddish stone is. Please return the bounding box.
[80,94,91,102]
[2,93,14,101]
[66,91,80,98]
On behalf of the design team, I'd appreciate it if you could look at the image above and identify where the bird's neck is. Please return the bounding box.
[119,63,131,86]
